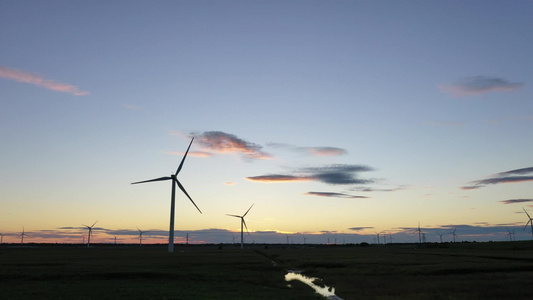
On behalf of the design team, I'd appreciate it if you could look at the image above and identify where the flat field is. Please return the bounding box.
[1,242,533,299]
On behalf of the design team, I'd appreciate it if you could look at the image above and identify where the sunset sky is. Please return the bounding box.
[1,1,532,245]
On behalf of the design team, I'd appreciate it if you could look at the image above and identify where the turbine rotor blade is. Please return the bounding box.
[226,214,242,218]
[243,203,255,217]
[174,179,202,214]
[525,220,532,230]
[175,138,194,176]
[243,219,249,234]
[91,220,98,228]
[523,207,532,219]
[131,177,172,184]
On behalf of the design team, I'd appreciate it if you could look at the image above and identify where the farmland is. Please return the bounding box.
[1,242,533,299]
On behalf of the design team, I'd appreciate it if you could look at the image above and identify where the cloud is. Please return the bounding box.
[348,227,374,231]
[352,186,405,192]
[440,76,524,97]
[0,66,89,96]
[304,192,368,199]
[247,164,374,185]
[191,131,272,160]
[499,199,533,205]
[462,167,533,190]
[246,175,315,183]
[267,143,347,156]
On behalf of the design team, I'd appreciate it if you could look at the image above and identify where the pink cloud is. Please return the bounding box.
[0,66,89,96]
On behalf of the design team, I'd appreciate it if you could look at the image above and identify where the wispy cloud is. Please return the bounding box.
[246,175,315,183]
[0,66,89,96]
[247,164,374,185]
[499,199,533,205]
[304,192,368,199]
[440,76,524,97]
[348,227,374,231]
[267,143,347,156]
[191,131,272,160]
[462,167,533,190]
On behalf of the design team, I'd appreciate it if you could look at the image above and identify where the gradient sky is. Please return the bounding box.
[1,1,533,245]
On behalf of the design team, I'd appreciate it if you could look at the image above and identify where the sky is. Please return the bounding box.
[1,0,533,245]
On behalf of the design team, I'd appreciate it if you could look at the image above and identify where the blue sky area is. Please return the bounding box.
[1,1,532,244]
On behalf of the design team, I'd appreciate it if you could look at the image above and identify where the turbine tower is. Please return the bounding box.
[226,204,254,249]
[131,138,202,253]
[523,207,533,238]
[83,220,98,248]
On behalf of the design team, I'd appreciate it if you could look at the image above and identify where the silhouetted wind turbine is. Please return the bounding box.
[20,227,27,244]
[451,228,457,243]
[437,233,445,243]
[506,228,514,241]
[131,138,201,253]
[137,227,147,246]
[414,222,423,243]
[226,204,254,249]
[522,207,533,239]
[83,220,98,248]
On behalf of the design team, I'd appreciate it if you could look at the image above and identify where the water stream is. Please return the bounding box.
[284,270,343,300]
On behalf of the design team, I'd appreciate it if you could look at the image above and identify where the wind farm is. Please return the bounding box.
[2,1,533,299]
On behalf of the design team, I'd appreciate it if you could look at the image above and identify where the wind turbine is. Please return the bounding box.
[522,207,533,238]
[131,138,202,253]
[414,222,423,243]
[375,232,381,244]
[506,228,514,241]
[20,227,27,244]
[437,233,445,243]
[137,227,147,246]
[82,220,98,248]
[226,204,254,249]
[451,228,457,243]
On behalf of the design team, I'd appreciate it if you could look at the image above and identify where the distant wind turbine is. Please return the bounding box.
[375,232,381,244]
[20,227,27,244]
[522,207,533,239]
[437,233,445,243]
[83,220,98,248]
[226,204,254,249]
[131,138,202,253]
[137,227,147,246]
[451,228,457,243]
[414,222,423,243]
[506,228,514,242]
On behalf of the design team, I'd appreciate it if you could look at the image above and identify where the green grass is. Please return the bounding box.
[0,245,322,299]
[261,242,533,300]
[2,242,533,299]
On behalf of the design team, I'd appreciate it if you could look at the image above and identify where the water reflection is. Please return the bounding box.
[285,271,343,299]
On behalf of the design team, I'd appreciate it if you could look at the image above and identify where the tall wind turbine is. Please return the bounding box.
[131,138,202,253]
[523,207,533,238]
[20,227,27,244]
[226,204,254,249]
[83,220,98,248]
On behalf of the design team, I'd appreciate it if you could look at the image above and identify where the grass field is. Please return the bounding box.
[1,242,533,299]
